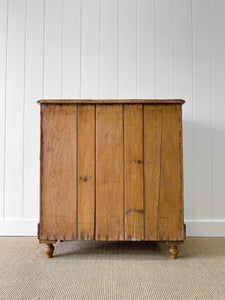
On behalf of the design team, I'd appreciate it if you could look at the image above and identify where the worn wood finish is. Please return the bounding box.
[124,104,144,240]
[39,100,185,258]
[44,243,54,258]
[40,104,77,241]
[168,244,179,259]
[144,105,163,240]
[78,105,95,240]
[96,105,124,240]
[157,105,184,241]
[38,99,185,104]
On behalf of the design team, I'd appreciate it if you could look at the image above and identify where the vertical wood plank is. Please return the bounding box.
[61,0,81,98]
[137,0,155,98]
[211,0,225,220]
[40,104,77,240]
[118,0,137,98]
[23,0,44,220]
[155,0,174,98]
[81,0,99,99]
[43,0,62,98]
[158,105,184,241]
[96,105,124,240]
[174,0,193,221]
[99,0,117,98]
[0,0,8,219]
[124,104,144,240]
[4,0,26,219]
[144,105,162,240]
[78,104,95,240]
[192,0,212,220]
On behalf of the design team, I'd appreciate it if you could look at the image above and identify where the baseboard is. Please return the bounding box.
[0,219,225,237]
[0,219,38,236]
[185,220,225,237]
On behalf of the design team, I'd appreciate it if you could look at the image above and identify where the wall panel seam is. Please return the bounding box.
[98,0,100,98]
[79,0,82,98]
[172,0,175,98]
[60,0,64,98]
[191,0,195,221]
[42,0,45,98]
[22,0,27,220]
[3,0,9,220]
[136,0,138,98]
[209,0,214,220]
[117,0,119,98]
[154,0,157,98]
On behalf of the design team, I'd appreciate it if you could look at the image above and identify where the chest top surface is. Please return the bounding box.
[38,99,185,105]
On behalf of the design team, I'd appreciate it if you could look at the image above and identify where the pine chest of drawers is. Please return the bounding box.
[38,99,185,259]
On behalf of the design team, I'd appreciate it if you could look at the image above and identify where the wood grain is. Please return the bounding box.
[78,104,95,240]
[39,101,184,257]
[157,105,184,241]
[38,99,185,104]
[124,104,144,240]
[40,104,77,241]
[96,104,124,240]
[144,105,162,240]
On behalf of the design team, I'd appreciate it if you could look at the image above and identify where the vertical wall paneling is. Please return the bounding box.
[192,0,212,220]
[43,0,62,98]
[137,0,155,98]
[81,0,99,99]
[118,0,137,98]
[211,0,225,219]
[4,0,26,219]
[0,0,8,219]
[1,0,225,236]
[23,0,44,220]
[155,0,174,98]
[174,0,193,220]
[61,0,81,98]
[99,0,117,98]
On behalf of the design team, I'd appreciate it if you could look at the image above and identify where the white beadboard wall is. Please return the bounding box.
[0,0,225,236]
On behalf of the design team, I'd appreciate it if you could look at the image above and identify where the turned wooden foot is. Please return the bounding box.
[44,243,54,258]
[169,244,179,259]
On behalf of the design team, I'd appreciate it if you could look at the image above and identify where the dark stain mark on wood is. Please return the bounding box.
[79,175,89,182]
[130,159,143,164]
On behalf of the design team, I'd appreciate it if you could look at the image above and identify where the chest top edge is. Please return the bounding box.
[37,99,185,105]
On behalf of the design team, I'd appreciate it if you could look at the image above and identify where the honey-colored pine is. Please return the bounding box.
[124,104,144,240]
[96,105,124,240]
[156,105,184,241]
[40,104,77,241]
[78,105,95,240]
[39,100,185,258]
[144,105,163,240]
